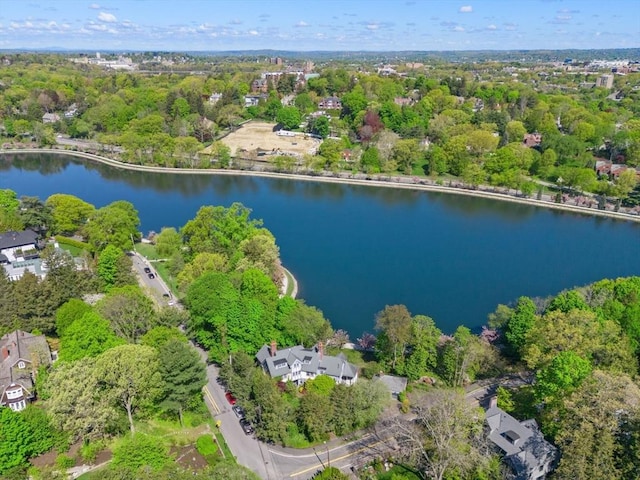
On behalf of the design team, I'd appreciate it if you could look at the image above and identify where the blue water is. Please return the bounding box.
[1,152,639,337]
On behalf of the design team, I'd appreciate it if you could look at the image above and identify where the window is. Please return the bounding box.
[17,361,25,369]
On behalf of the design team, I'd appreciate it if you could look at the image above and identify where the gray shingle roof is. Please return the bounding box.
[256,344,358,381]
[0,230,38,250]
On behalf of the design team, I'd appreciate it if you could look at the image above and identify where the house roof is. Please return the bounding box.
[374,374,408,395]
[256,344,358,381]
[0,230,38,250]
[486,406,557,479]
[0,330,52,398]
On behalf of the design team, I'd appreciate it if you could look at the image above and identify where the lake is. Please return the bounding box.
[1,152,639,338]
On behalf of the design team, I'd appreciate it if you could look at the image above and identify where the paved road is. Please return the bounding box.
[201,364,281,480]
[130,251,175,307]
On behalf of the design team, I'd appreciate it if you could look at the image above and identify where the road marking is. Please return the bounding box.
[203,386,220,415]
[269,433,373,458]
[289,440,384,477]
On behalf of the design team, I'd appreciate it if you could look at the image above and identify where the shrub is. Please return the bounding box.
[111,435,171,472]
[55,235,93,253]
[80,441,104,464]
[195,434,220,465]
[55,454,74,469]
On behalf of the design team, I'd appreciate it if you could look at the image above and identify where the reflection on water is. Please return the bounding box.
[2,152,639,336]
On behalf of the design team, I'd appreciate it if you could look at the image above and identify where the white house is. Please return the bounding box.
[256,342,358,386]
[0,230,39,262]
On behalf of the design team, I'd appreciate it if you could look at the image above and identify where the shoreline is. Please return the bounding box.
[2,147,640,224]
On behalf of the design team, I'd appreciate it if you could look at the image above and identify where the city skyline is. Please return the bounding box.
[0,0,638,52]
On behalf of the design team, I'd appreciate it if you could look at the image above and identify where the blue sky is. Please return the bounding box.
[0,0,638,51]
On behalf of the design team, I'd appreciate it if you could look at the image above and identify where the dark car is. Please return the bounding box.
[143,267,151,273]
[232,405,245,419]
[225,391,236,405]
[240,419,254,435]
[147,273,155,279]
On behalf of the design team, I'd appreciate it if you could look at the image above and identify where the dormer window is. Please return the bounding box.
[17,361,25,369]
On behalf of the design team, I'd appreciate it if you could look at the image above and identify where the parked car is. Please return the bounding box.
[225,391,236,405]
[232,405,245,419]
[147,273,155,279]
[144,267,151,273]
[240,419,254,435]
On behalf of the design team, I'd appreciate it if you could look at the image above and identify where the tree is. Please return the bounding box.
[96,344,163,434]
[403,315,441,381]
[0,406,52,475]
[46,193,95,236]
[375,305,413,371]
[535,350,592,403]
[383,390,488,480]
[181,203,261,260]
[44,357,118,442]
[308,115,329,139]
[249,369,289,444]
[154,227,182,257]
[613,168,638,200]
[18,196,53,236]
[55,298,92,336]
[84,200,140,252]
[158,339,207,425]
[298,391,333,442]
[276,106,301,130]
[96,286,158,343]
[140,326,188,350]
[59,311,124,361]
[278,300,333,347]
[97,245,129,289]
[392,139,422,174]
[305,374,335,397]
[314,467,349,480]
[177,252,229,292]
[504,296,537,358]
[236,230,282,284]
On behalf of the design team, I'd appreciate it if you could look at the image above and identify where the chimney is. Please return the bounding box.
[270,340,277,357]
[1,347,8,360]
[318,341,324,360]
[489,395,498,409]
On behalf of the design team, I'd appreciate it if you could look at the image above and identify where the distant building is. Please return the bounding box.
[318,96,342,109]
[1,331,53,411]
[208,93,222,104]
[42,112,60,123]
[523,133,542,148]
[256,342,358,386]
[596,74,614,89]
[486,403,557,480]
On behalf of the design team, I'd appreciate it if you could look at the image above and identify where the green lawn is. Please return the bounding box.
[135,242,161,260]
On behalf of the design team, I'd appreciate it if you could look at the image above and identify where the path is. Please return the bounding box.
[2,147,639,224]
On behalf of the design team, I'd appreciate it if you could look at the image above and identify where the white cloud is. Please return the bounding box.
[98,12,116,23]
[295,20,309,27]
[248,30,258,35]
[453,25,465,32]
[459,5,473,13]
[486,24,497,30]
[367,23,380,30]
[89,3,101,9]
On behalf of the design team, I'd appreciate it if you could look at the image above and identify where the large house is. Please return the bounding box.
[0,230,46,281]
[256,342,358,386]
[486,402,557,480]
[0,330,53,411]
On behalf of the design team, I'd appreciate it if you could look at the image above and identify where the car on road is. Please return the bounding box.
[225,391,236,405]
[144,267,151,273]
[147,273,155,279]
[239,419,254,435]
[232,405,245,419]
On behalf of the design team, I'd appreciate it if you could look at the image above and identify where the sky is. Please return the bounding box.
[0,0,638,52]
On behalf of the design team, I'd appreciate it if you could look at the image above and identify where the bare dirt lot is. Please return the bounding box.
[215,121,320,157]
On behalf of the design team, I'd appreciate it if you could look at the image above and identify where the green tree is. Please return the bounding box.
[55,298,92,336]
[309,115,330,139]
[97,244,128,289]
[96,344,163,434]
[181,203,261,260]
[46,193,95,236]
[59,311,124,361]
[84,201,140,252]
[404,315,441,381]
[154,227,182,257]
[177,252,229,292]
[375,304,412,371]
[504,296,537,358]
[158,339,207,425]
[18,196,53,236]
[298,391,333,442]
[535,350,592,403]
[278,300,333,347]
[96,285,158,343]
[276,106,302,130]
[0,406,54,475]
[140,326,188,349]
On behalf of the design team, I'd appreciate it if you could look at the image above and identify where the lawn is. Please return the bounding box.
[135,242,161,260]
